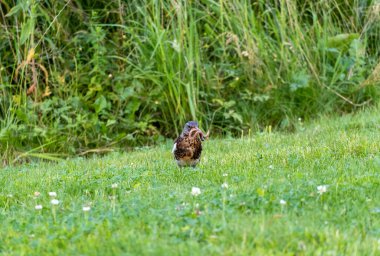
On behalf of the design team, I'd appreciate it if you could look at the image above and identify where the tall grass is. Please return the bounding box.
[1,0,380,163]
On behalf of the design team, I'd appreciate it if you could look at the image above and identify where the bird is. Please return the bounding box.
[172,121,209,168]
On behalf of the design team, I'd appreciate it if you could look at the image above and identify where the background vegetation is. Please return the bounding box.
[1,0,380,162]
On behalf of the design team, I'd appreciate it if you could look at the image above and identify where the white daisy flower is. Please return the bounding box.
[48,192,57,197]
[50,199,59,205]
[317,185,328,195]
[191,187,201,196]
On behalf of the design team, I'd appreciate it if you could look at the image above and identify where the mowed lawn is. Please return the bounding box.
[1,109,380,255]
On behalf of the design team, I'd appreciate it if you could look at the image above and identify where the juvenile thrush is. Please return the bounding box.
[172,121,208,167]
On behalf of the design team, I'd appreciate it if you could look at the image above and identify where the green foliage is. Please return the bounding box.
[1,0,380,161]
[1,107,380,254]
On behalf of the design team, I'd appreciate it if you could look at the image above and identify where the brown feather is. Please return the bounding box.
[173,127,203,167]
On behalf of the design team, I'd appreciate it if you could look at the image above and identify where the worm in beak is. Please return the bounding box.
[189,128,210,141]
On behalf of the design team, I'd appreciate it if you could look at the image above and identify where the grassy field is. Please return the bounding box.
[1,108,380,255]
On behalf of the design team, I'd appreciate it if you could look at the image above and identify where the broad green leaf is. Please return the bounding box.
[224,100,236,108]
[5,4,22,17]
[106,119,117,127]
[253,94,270,102]
[349,39,364,58]
[212,98,224,106]
[93,95,107,113]
[231,112,243,123]
[290,71,310,91]
[327,33,359,50]
[12,95,21,105]
[20,19,34,45]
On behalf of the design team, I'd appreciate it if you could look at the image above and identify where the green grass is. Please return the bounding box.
[1,107,380,255]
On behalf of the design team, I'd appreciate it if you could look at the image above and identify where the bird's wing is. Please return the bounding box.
[191,140,202,160]
[173,136,193,160]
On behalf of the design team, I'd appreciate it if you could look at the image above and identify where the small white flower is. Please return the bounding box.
[35,205,43,210]
[242,50,249,57]
[82,206,91,212]
[51,199,59,205]
[269,165,274,170]
[171,39,180,52]
[222,173,228,177]
[191,187,201,196]
[221,182,229,189]
[108,73,113,78]
[111,183,118,189]
[7,194,13,198]
[280,199,287,205]
[317,185,328,195]
[48,192,57,197]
